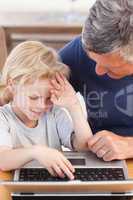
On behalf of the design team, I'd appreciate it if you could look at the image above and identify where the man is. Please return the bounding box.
[59,0,133,161]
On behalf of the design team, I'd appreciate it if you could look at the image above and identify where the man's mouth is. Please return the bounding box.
[107,71,125,79]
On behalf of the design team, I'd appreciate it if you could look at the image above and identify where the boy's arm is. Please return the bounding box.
[0,113,35,171]
[0,146,36,171]
[51,73,92,151]
[67,100,92,151]
[0,145,74,179]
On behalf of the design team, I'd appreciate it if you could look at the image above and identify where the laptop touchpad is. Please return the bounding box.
[68,158,85,165]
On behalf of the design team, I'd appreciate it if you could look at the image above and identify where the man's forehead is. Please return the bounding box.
[88,51,127,66]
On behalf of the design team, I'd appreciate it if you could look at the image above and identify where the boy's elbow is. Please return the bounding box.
[0,168,7,172]
[0,165,9,172]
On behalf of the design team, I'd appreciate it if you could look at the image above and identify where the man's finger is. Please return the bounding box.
[88,133,103,149]
[103,150,114,161]
[90,138,105,153]
[96,146,109,158]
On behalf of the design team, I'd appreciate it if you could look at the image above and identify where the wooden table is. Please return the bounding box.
[0,171,13,200]
[0,159,133,200]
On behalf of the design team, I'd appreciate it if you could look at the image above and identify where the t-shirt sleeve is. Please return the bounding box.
[54,107,74,150]
[59,36,81,92]
[0,111,13,148]
[76,92,88,120]
[54,92,87,150]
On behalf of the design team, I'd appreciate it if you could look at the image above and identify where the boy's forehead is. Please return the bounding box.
[23,79,52,96]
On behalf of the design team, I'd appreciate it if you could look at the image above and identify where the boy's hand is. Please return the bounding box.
[34,146,75,180]
[50,73,80,110]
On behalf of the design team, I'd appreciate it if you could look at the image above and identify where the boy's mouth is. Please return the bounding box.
[31,110,42,116]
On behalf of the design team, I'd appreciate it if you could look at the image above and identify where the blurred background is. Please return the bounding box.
[0,0,96,25]
[0,0,96,69]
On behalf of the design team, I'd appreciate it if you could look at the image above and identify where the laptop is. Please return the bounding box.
[13,151,128,182]
[3,151,133,196]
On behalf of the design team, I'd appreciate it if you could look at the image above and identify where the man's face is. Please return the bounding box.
[13,79,53,121]
[88,51,133,79]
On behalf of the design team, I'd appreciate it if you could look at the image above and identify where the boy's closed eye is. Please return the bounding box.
[29,95,52,105]
[29,96,39,100]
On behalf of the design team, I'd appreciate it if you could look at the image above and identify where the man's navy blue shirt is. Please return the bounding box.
[59,36,133,136]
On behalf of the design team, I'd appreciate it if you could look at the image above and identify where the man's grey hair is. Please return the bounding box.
[82,0,133,63]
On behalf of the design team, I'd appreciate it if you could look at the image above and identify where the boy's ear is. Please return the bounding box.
[7,79,16,95]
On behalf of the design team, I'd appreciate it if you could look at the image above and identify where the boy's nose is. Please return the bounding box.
[37,100,45,110]
[95,64,108,75]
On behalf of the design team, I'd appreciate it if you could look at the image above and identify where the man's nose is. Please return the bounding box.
[95,64,108,75]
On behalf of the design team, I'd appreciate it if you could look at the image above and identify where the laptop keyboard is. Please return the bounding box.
[19,168,125,182]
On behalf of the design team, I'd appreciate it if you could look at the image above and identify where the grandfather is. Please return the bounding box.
[59,0,133,161]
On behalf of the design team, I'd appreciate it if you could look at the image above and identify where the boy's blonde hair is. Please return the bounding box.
[0,41,70,103]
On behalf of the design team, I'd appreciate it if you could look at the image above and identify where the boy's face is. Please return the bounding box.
[13,79,53,121]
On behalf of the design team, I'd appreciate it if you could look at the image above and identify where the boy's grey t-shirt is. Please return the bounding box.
[0,93,87,150]
[0,104,73,150]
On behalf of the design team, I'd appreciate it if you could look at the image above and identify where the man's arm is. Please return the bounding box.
[59,36,81,92]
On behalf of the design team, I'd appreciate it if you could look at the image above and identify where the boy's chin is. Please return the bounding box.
[29,116,40,121]
[27,112,42,121]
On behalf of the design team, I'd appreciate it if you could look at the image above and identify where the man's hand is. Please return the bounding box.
[88,130,133,161]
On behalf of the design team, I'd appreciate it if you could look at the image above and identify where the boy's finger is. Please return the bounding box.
[59,161,74,180]
[53,90,61,100]
[62,157,75,173]
[51,95,60,105]
[55,72,65,85]
[51,90,60,99]
[48,167,57,177]
[51,79,61,90]
[53,164,65,178]
[59,72,68,84]
[50,94,58,103]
